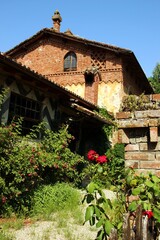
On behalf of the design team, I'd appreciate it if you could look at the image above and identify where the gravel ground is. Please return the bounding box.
[9,218,97,240]
[1,190,116,240]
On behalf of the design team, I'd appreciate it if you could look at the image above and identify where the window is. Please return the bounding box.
[8,92,42,135]
[64,52,77,71]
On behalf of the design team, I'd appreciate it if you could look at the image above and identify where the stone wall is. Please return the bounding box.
[116,94,160,176]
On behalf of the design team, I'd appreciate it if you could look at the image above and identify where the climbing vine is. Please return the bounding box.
[95,107,116,138]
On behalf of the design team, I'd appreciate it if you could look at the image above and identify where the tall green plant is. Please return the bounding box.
[83,182,124,240]
[105,143,125,186]
[83,168,160,240]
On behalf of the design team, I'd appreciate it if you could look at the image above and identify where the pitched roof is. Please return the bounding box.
[0,53,112,125]
[4,28,153,93]
[5,27,132,55]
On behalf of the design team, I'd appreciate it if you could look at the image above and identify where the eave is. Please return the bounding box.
[5,28,132,56]
[0,53,112,125]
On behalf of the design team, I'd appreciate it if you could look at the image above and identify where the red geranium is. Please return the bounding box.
[142,210,154,219]
[87,150,98,161]
[87,150,108,164]
[96,155,107,164]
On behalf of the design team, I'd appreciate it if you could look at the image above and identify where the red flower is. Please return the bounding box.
[142,210,154,219]
[87,150,98,161]
[1,196,6,204]
[96,155,107,164]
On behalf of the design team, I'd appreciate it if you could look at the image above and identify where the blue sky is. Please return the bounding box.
[1,0,160,77]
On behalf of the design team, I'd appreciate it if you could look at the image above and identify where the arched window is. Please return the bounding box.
[64,52,77,71]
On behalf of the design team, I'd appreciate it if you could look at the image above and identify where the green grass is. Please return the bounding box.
[0,231,15,240]
[31,182,82,217]
[1,218,24,231]
[0,183,97,240]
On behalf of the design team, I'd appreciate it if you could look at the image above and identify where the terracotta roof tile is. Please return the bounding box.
[5,28,132,56]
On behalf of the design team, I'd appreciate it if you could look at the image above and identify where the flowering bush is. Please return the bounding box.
[0,121,86,216]
[87,150,107,164]
[96,155,107,164]
[82,144,126,189]
[87,150,98,161]
[81,150,109,188]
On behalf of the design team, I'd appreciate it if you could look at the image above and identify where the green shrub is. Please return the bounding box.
[40,124,86,185]
[120,93,150,112]
[0,119,125,217]
[125,170,160,225]
[0,121,86,216]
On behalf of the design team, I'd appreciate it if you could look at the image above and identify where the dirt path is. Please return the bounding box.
[9,218,97,240]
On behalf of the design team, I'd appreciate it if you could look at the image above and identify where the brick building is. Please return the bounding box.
[2,10,160,173]
[0,53,112,156]
[5,10,153,114]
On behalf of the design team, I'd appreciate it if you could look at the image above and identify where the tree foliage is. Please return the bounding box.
[148,63,160,93]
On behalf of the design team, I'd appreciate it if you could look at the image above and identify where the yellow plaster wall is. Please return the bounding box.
[98,81,123,113]
[66,80,123,114]
[65,83,85,98]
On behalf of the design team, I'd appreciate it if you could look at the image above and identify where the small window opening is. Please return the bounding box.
[64,51,77,71]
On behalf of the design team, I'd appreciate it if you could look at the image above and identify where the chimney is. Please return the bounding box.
[52,10,62,32]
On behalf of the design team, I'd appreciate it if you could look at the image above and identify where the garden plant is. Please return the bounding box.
[0,89,160,240]
[83,164,160,239]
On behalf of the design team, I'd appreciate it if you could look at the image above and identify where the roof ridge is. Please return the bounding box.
[5,27,132,56]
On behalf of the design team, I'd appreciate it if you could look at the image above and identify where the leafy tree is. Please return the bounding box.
[148,63,160,93]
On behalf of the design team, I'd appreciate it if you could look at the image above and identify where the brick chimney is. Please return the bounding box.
[52,10,62,32]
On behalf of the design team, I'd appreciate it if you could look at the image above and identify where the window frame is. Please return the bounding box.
[8,92,42,135]
[64,51,77,71]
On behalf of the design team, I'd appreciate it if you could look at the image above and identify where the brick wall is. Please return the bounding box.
[13,38,125,112]
[116,94,160,176]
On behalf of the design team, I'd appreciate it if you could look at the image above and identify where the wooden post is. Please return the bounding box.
[135,205,143,240]
[142,215,148,240]
[122,213,131,240]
